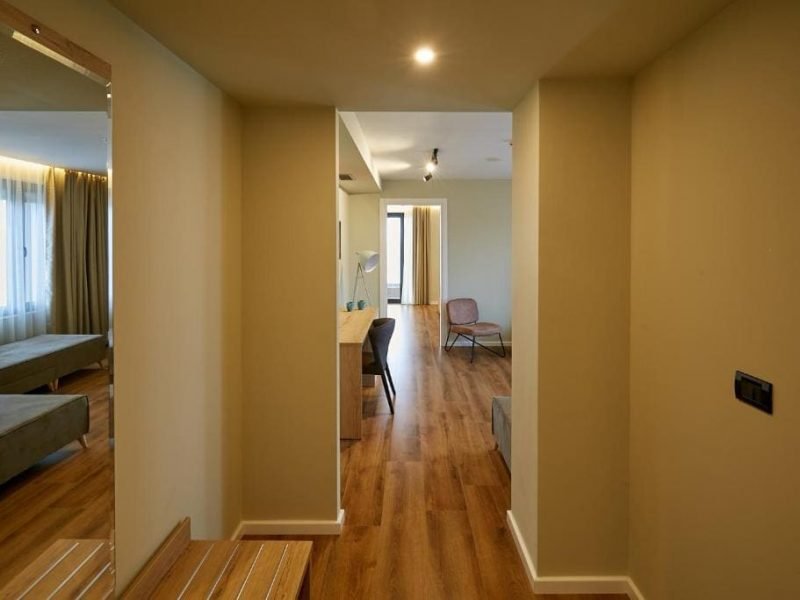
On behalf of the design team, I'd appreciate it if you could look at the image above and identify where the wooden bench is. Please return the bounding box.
[0,539,114,599]
[124,518,312,599]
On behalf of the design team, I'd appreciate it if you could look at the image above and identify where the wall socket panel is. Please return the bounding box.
[735,371,773,415]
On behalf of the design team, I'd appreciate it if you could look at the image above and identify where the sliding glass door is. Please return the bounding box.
[386,212,404,304]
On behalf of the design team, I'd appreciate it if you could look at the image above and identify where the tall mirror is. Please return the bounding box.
[0,8,114,592]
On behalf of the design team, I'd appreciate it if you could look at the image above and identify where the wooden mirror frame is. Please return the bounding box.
[0,0,111,84]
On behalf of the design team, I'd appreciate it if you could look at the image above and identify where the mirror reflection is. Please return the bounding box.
[0,23,113,590]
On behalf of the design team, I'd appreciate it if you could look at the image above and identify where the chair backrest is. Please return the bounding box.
[446,298,479,325]
[368,318,395,369]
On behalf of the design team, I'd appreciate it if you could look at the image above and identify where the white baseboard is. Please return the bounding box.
[230,520,245,540]
[506,510,537,590]
[231,509,345,539]
[627,578,645,600]
[532,575,637,596]
[506,511,642,598]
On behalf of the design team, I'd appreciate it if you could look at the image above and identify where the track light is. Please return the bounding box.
[423,148,439,182]
[423,173,433,182]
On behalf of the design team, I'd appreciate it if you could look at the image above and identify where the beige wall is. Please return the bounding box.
[630,0,800,597]
[537,79,631,575]
[511,80,631,578]
[241,107,340,521]
[511,84,540,568]
[381,179,512,339]
[343,193,380,308]
[13,0,244,588]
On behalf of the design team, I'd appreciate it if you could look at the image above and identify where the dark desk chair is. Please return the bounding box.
[362,317,396,414]
[445,298,506,363]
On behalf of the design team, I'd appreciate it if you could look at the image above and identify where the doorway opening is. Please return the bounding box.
[380,200,446,348]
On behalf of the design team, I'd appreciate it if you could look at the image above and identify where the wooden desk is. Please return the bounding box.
[339,307,377,440]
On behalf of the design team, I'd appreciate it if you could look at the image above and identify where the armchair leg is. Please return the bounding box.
[470,337,476,363]
[444,327,456,351]
[467,336,508,359]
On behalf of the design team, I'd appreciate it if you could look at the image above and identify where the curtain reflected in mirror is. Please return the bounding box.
[0,14,114,592]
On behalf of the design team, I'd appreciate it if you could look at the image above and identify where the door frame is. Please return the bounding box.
[379,197,448,346]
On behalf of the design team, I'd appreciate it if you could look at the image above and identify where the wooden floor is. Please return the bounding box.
[0,369,114,585]
[248,305,626,600]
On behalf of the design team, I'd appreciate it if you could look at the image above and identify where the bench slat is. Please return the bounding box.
[0,540,111,600]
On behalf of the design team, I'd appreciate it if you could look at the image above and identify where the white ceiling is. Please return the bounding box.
[354,112,511,181]
[338,115,380,194]
[108,0,732,110]
[0,112,109,173]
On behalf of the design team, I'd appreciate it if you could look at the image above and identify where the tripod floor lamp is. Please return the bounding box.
[352,250,379,305]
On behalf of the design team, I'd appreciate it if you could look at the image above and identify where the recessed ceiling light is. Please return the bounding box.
[414,47,436,65]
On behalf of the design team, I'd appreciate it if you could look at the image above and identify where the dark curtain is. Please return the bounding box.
[51,169,109,335]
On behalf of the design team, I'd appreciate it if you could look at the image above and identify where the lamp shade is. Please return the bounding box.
[357,250,379,273]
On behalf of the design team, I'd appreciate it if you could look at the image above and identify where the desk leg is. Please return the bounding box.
[340,343,362,440]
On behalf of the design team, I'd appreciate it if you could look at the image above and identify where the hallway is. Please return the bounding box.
[253,305,622,599]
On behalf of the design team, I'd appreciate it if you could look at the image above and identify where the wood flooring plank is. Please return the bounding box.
[369,461,443,599]
[426,510,486,600]
[464,485,536,599]
[342,465,385,527]
[315,526,378,600]
[424,458,467,511]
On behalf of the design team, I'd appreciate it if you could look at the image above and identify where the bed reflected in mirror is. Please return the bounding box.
[0,11,114,592]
